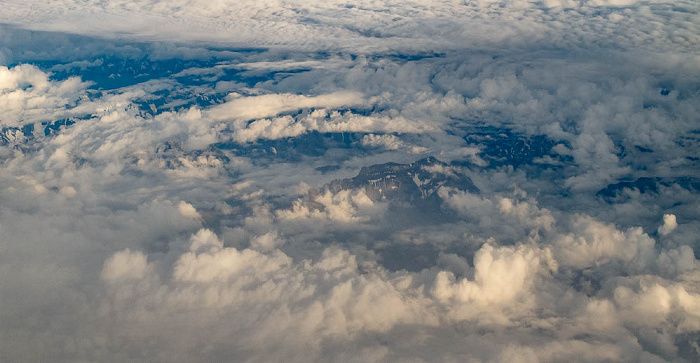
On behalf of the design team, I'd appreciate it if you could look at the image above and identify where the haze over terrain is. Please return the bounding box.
[0,0,699,362]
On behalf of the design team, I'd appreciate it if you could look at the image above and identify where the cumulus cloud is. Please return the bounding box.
[96,231,432,361]
[278,189,386,224]
[0,0,699,361]
[0,64,91,127]
[89,223,699,361]
[205,91,364,121]
[658,213,678,236]
[553,216,656,271]
[228,110,431,143]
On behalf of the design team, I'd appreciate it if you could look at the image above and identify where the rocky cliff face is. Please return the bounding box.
[314,156,479,203]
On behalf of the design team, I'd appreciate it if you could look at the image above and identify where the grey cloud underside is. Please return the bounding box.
[1,1,700,362]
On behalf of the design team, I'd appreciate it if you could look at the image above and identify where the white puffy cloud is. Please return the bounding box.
[658,213,678,236]
[433,243,556,314]
[361,133,402,150]
[96,230,434,361]
[0,64,90,127]
[89,225,700,361]
[0,0,698,361]
[360,133,428,154]
[278,189,386,224]
[226,108,434,143]
[553,216,656,270]
[177,201,202,220]
[101,249,152,282]
[205,91,364,121]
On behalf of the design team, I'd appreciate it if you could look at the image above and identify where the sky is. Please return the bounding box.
[0,1,699,362]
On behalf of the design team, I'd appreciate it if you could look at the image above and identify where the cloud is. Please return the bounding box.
[553,216,656,271]
[658,213,678,236]
[278,189,386,224]
[0,64,91,128]
[433,243,555,311]
[205,91,364,121]
[361,134,404,150]
[96,231,433,361]
[90,223,699,361]
[1,0,698,54]
[101,249,152,282]
[0,0,699,361]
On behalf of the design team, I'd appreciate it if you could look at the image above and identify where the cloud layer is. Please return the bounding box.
[0,0,699,362]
